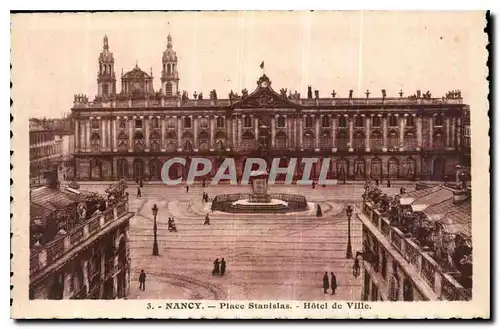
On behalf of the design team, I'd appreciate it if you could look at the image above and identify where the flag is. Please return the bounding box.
[260,61,264,69]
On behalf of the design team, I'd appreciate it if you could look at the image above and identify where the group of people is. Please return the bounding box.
[322,271,338,295]
[168,217,177,232]
[212,258,227,276]
[202,192,210,202]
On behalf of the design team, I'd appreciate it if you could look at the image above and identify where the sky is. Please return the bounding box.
[11,11,487,118]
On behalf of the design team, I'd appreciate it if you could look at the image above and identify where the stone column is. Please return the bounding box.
[382,116,388,152]
[177,116,182,151]
[445,117,451,147]
[210,115,215,151]
[86,119,91,152]
[348,116,354,152]
[144,116,150,152]
[237,115,242,150]
[456,117,462,148]
[128,117,133,152]
[80,120,85,152]
[112,157,117,179]
[161,116,166,151]
[293,116,298,149]
[399,114,405,151]
[451,117,456,148]
[98,117,104,151]
[193,115,198,151]
[429,116,434,148]
[331,115,337,151]
[253,115,258,143]
[108,118,112,151]
[271,115,276,148]
[315,115,320,151]
[365,115,371,152]
[416,115,423,150]
[75,119,80,152]
[112,117,118,151]
[299,115,304,149]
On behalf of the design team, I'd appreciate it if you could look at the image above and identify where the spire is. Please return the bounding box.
[103,34,109,50]
[167,33,173,48]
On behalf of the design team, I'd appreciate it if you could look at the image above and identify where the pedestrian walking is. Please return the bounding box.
[186,185,189,193]
[220,258,226,276]
[204,213,210,225]
[323,271,329,294]
[330,272,337,295]
[312,181,316,189]
[139,179,143,188]
[137,187,142,198]
[139,269,146,291]
[212,258,220,276]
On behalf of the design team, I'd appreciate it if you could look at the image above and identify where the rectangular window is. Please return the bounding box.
[321,116,330,128]
[184,117,192,128]
[216,117,225,128]
[305,116,313,128]
[167,118,175,128]
[135,119,143,129]
[372,116,381,127]
[355,116,364,128]
[244,116,252,128]
[339,116,347,128]
[406,116,415,127]
[434,115,444,127]
[91,120,99,129]
[389,116,398,127]
[151,118,159,128]
[277,116,286,128]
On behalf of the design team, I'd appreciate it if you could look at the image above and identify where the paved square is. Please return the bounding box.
[80,183,405,300]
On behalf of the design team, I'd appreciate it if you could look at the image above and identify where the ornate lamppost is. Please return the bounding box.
[152,204,159,256]
[346,204,353,259]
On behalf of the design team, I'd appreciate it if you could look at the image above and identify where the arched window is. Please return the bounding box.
[303,131,314,149]
[433,131,445,149]
[388,157,399,178]
[353,131,365,150]
[320,130,332,150]
[401,157,416,179]
[404,131,417,149]
[117,132,129,152]
[370,130,383,150]
[133,131,145,152]
[276,131,287,149]
[305,116,313,128]
[388,130,399,150]
[241,131,255,151]
[434,115,444,127]
[167,63,171,75]
[336,130,349,150]
[354,158,366,178]
[90,132,101,152]
[371,157,382,178]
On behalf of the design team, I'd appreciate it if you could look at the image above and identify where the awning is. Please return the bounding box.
[411,204,429,212]
[399,197,415,206]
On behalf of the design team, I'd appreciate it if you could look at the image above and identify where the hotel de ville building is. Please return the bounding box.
[71,34,470,182]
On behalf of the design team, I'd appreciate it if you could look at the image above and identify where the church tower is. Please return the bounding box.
[97,34,116,99]
[161,33,179,98]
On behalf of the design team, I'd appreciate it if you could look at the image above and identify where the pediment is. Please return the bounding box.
[232,75,299,109]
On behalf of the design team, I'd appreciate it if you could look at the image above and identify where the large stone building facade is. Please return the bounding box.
[72,35,470,182]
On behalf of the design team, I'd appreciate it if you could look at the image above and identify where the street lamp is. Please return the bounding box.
[346,204,353,259]
[152,204,159,256]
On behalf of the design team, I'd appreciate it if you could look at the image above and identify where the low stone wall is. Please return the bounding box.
[211,193,308,213]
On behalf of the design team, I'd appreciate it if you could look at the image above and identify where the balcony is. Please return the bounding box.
[29,200,130,278]
[360,200,471,301]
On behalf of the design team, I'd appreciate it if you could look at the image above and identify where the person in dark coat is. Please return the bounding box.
[330,272,337,295]
[139,179,143,188]
[400,187,406,195]
[220,258,226,276]
[186,185,189,193]
[312,181,316,189]
[204,213,210,225]
[316,204,323,217]
[137,187,141,198]
[139,269,146,291]
[212,258,220,275]
[323,271,329,294]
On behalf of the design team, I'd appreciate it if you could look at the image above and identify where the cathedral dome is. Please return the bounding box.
[122,65,151,79]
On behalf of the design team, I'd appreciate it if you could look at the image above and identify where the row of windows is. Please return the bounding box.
[88,116,447,132]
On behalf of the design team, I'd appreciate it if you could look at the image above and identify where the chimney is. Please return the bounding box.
[307,86,312,99]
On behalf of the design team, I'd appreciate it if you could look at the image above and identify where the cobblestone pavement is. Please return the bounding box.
[81,184,411,300]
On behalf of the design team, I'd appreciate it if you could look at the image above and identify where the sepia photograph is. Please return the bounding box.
[10,10,489,319]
